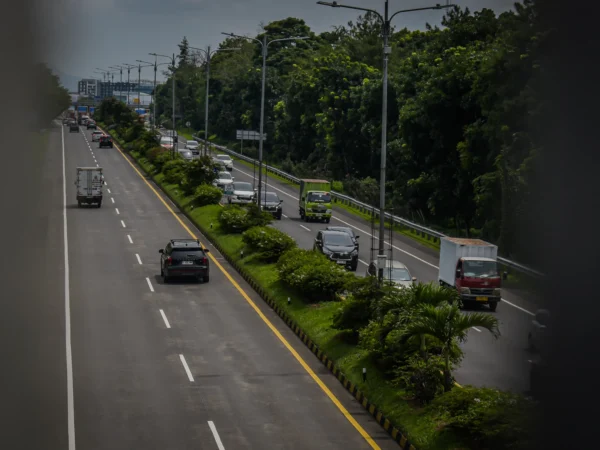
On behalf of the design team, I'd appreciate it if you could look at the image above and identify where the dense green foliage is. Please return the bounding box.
[37,63,71,127]
[154,1,547,263]
[217,204,273,233]
[242,226,297,262]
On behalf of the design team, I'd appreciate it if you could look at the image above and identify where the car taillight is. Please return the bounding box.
[166,257,172,265]
[202,257,208,265]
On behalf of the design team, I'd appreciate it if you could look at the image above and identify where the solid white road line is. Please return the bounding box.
[121,220,126,228]
[299,225,311,232]
[208,421,226,450]
[159,309,171,329]
[61,125,76,450]
[127,235,133,244]
[146,277,154,292]
[111,198,115,203]
[179,354,194,382]
[115,208,120,215]
[135,254,142,265]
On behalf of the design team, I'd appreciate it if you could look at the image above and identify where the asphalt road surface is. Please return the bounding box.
[170,135,536,394]
[69,125,398,450]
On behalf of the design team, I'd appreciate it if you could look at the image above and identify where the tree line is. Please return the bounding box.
[152,0,547,264]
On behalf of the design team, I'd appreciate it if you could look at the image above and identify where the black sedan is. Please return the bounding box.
[257,191,283,219]
[313,229,359,271]
[325,225,360,251]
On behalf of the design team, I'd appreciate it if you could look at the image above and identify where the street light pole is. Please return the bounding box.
[138,59,163,130]
[189,45,241,157]
[221,32,309,209]
[151,53,177,158]
[123,64,136,105]
[109,66,124,101]
[317,0,454,257]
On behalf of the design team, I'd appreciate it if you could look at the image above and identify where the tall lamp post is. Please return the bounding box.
[317,0,454,258]
[150,53,177,158]
[135,61,155,113]
[221,32,309,209]
[122,63,136,105]
[136,59,164,130]
[109,65,124,102]
[189,45,241,157]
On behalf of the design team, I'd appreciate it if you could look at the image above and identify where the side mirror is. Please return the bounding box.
[412,277,417,282]
[232,177,235,180]
[279,200,283,204]
[158,249,164,254]
[355,236,360,240]
[203,248,210,253]
[456,270,461,279]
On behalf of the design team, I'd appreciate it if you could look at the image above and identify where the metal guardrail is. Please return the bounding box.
[188,134,544,279]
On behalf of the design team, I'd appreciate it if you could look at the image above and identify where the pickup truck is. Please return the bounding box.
[299,179,332,223]
[75,167,104,207]
[438,237,502,311]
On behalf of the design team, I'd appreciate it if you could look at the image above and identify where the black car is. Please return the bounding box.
[325,226,359,251]
[313,230,359,271]
[69,123,79,133]
[159,239,210,283]
[257,191,283,219]
[86,121,96,129]
[99,135,113,148]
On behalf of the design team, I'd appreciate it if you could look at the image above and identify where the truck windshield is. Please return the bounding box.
[463,260,499,278]
[308,192,331,203]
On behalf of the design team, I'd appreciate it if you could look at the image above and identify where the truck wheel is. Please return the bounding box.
[489,302,498,312]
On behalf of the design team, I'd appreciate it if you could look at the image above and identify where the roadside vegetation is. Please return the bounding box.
[94,101,537,450]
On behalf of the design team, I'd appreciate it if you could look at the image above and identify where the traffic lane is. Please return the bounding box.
[67,129,220,449]
[258,200,530,392]
[89,128,398,449]
[223,152,541,313]
[2,124,68,449]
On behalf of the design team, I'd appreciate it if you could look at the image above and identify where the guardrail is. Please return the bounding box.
[186,134,543,279]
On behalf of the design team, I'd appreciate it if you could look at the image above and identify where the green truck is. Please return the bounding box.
[299,179,333,223]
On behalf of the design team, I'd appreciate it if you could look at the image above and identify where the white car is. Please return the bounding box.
[213,171,234,190]
[366,260,416,288]
[91,131,104,142]
[178,149,194,161]
[160,136,174,150]
[223,181,256,204]
[185,140,200,156]
[214,154,233,171]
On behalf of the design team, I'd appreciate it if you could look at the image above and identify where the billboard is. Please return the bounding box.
[77,106,88,113]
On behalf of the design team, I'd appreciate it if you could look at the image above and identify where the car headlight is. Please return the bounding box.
[351,249,358,256]
[493,288,501,297]
[326,209,332,214]
[460,287,470,294]
[322,248,333,255]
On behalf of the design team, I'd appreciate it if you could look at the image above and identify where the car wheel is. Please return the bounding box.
[277,213,282,220]
[325,218,331,224]
[489,302,498,312]
[351,263,358,272]
[203,275,210,283]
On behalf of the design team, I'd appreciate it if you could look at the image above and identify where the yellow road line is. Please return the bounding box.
[111,140,381,449]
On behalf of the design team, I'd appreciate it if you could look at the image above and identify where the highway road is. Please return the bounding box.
[70,125,399,449]
[174,136,536,394]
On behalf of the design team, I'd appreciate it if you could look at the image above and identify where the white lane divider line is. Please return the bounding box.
[146,277,154,292]
[282,214,288,218]
[299,225,311,232]
[104,181,107,185]
[179,355,194,382]
[208,421,225,450]
[159,309,171,329]
[472,327,482,332]
[359,259,368,266]
[115,208,120,215]
[135,254,143,265]
[127,234,133,244]
[96,163,99,167]
[121,220,126,228]
[107,188,111,194]
[111,197,115,203]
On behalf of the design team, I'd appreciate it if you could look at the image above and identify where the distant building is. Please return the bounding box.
[78,78,99,97]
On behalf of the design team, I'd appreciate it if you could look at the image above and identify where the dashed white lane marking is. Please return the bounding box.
[145,277,154,292]
[127,235,133,244]
[472,327,482,332]
[121,220,126,228]
[208,421,225,450]
[159,309,171,329]
[115,208,120,215]
[135,254,142,265]
[179,355,194,382]
[111,198,115,203]
[299,225,311,232]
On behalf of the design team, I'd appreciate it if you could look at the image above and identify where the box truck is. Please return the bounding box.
[75,167,104,207]
[438,237,502,311]
[298,179,332,223]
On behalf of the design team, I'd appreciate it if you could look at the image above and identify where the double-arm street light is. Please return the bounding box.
[189,45,241,157]
[135,60,155,111]
[317,1,454,258]
[122,63,137,105]
[136,58,165,130]
[109,65,124,101]
[150,53,177,158]
[221,31,309,208]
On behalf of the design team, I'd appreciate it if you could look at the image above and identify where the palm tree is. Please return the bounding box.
[404,302,500,391]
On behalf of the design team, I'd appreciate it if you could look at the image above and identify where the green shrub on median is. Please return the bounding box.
[242,226,297,262]
[162,159,187,184]
[192,184,222,207]
[276,248,353,302]
[218,204,273,233]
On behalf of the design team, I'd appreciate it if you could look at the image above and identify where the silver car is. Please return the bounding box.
[214,154,233,171]
[224,181,256,204]
[185,140,200,156]
[366,259,416,288]
[213,171,234,190]
[178,149,194,161]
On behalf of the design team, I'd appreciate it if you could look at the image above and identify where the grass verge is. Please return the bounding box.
[119,142,465,450]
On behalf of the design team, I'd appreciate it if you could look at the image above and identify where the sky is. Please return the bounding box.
[40,0,516,89]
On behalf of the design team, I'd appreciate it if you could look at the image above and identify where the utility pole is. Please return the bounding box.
[151,53,177,158]
[123,63,136,105]
[221,31,309,209]
[317,0,454,256]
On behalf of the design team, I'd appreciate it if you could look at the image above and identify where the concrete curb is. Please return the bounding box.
[100,126,416,450]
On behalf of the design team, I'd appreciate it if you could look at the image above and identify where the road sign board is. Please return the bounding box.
[77,106,88,113]
[185,121,191,127]
[236,130,266,141]
[89,107,95,114]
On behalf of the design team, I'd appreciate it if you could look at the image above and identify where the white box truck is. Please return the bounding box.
[438,237,502,311]
[75,167,104,207]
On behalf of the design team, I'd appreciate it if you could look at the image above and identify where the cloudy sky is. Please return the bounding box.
[40,0,515,87]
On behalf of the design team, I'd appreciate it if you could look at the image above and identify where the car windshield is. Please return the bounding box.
[217,155,231,161]
[160,137,173,144]
[386,268,412,282]
[328,227,353,237]
[218,172,232,180]
[261,192,279,202]
[308,192,331,203]
[233,182,253,191]
[171,248,203,254]
[324,233,353,246]
[463,260,499,278]
[187,141,198,146]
